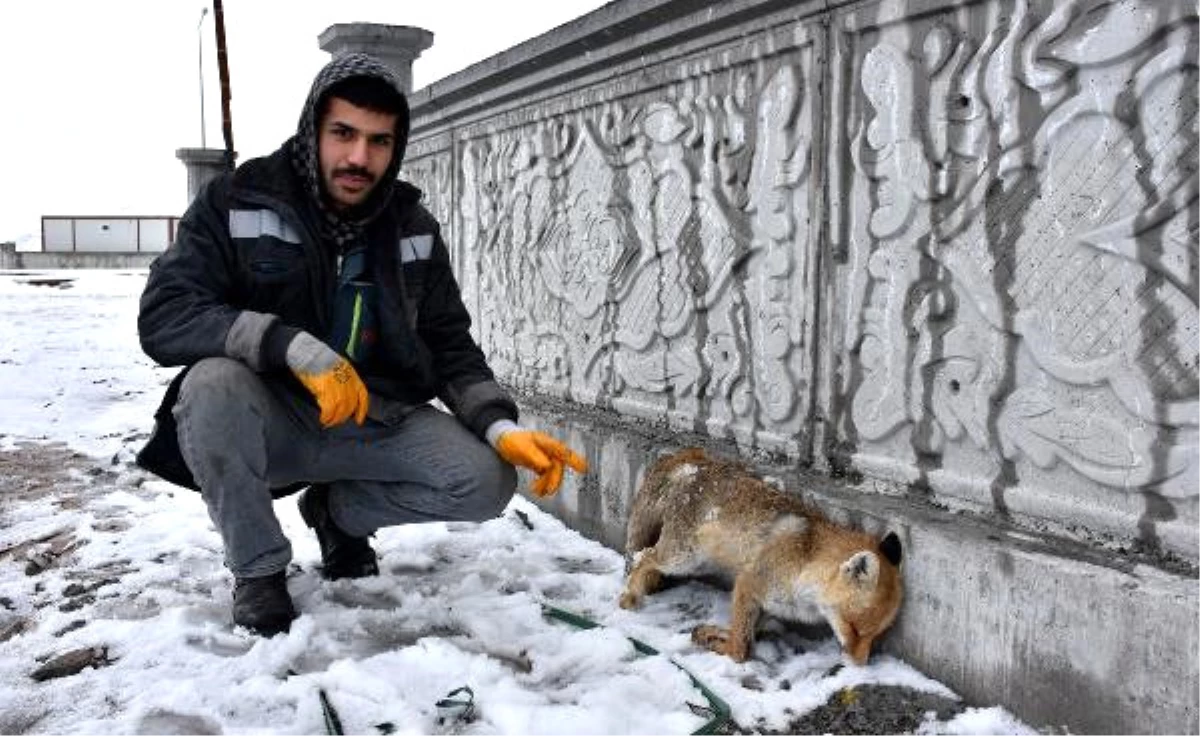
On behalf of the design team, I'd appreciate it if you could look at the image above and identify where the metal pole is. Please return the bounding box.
[197,6,208,148]
[213,0,235,171]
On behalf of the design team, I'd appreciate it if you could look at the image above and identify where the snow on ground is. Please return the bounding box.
[0,270,1036,734]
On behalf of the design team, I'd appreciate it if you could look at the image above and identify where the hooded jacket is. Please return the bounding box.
[136,53,517,490]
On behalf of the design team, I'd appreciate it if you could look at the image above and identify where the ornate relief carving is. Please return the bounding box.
[845,0,1198,493]
[402,152,452,235]
[455,40,816,451]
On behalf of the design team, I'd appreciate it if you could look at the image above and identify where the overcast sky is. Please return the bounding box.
[0,0,611,245]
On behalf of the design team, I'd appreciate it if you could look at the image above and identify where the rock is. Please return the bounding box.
[29,646,112,682]
[0,618,28,643]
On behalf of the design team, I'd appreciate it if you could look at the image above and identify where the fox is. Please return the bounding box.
[618,448,903,665]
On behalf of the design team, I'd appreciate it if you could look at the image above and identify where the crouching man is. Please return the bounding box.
[136,53,586,636]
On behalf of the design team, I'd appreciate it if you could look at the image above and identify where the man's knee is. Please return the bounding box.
[175,357,279,446]
[178,358,265,410]
[458,456,517,522]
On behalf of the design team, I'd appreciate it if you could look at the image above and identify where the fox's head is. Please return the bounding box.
[825,531,904,665]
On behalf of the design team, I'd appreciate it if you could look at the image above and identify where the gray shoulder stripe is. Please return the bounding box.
[400,234,433,263]
[230,209,301,243]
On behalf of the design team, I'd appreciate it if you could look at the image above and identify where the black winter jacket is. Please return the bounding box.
[136,147,517,490]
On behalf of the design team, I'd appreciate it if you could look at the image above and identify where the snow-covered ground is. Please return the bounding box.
[0,270,1035,735]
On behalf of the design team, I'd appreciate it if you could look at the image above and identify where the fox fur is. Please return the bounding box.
[619,448,904,665]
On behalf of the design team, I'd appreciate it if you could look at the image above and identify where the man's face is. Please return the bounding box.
[318,96,398,211]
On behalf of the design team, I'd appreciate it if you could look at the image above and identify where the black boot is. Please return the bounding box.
[232,571,297,636]
[298,484,379,580]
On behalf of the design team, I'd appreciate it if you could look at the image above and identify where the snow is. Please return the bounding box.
[0,269,1037,734]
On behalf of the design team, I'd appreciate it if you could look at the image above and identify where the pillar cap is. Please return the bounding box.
[318,24,434,58]
[176,147,233,164]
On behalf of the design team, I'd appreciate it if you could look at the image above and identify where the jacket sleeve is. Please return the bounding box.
[417,224,518,436]
[138,176,283,370]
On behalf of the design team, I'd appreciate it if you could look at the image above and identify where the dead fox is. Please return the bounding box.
[619,448,903,665]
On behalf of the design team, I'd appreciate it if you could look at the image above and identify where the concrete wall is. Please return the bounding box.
[0,243,157,270]
[404,0,1198,731]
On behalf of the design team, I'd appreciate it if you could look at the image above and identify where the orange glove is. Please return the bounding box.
[285,332,369,428]
[490,422,588,498]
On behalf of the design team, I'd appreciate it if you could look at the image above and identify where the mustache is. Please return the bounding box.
[333,166,374,182]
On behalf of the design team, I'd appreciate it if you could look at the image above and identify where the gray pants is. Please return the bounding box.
[174,358,516,578]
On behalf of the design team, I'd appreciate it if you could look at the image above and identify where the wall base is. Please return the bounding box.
[0,245,158,270]
[515,394,1199,735]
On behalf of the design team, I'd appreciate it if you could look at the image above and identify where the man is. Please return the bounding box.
[137,53,587,636]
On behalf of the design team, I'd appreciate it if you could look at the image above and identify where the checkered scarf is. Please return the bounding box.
[287,53,409,251]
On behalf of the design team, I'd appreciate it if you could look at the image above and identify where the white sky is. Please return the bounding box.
[0,0,613,245]
[0,270,1036,734]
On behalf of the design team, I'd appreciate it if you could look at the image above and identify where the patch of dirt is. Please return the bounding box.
[0,442,94,512]
[17,278,75,289]
[0,444,101,579]
[731,684,963,735]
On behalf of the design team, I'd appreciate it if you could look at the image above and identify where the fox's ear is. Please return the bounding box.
[841,551,880,588]
[879,532,902,566]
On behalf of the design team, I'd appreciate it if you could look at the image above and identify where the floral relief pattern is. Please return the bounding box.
[843,0,1198,494]
[454,44,817,454]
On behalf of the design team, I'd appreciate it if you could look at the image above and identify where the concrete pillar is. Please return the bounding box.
[318,23,434,94]
[0,242,17,269]
[175,148,232,207]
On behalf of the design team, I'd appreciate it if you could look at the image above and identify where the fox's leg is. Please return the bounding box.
[692,574,762,662]
[619,547,665,609]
